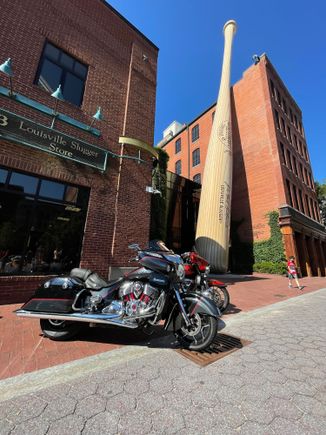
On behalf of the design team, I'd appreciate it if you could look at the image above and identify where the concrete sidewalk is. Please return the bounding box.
[1,288,326,434]
[0,273,325,380]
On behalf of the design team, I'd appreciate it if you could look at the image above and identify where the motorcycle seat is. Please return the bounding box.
[70,268,112,290]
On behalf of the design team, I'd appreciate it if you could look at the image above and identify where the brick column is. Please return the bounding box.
[306,236,318,276]
[301,234,312,277]
[316,239,326,277]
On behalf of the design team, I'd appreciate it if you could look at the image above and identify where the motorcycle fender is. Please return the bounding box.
[207,279,225,287]
[165,293,220,332]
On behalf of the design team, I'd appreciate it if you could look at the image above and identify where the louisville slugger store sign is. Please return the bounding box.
[0,108,107,170]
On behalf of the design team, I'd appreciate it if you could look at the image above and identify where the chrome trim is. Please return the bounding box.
[15,310,139,328]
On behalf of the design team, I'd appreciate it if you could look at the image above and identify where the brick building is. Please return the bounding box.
[159,54,326,276]
[0,0,158,303]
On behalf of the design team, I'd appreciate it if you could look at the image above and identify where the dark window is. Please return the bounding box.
[175,138,181,154]
[293,185,299,209]
[298,189,304,213]
[270,79,275,98]
[0,166,89,276]
[192,148,200,166]
[175,160,181,175]
[9,172,38,195]
[0,168,8,184]
[212,111,215,122]
[293,157,298,176]
[36,41,88,106]
[281,118,286,134]
[274,110,280,129]
[305,194,310,217]
[39,180,65,200]
[287,126,292,143]
[287,150,293,171]
[294,115,298,129]
[293,134,298,151]
[289,109,293,123]
[286,179,293,207]
[191,124,199,142]
[283,98,287,115]
[300,163,304,181]
[280,143,286,164]
[277,89,281,105]
[193,174,201,184]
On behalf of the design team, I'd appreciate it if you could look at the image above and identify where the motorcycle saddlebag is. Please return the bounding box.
[21,276,85,313]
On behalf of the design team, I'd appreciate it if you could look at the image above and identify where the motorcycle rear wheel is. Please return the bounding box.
[40,319,82,341]
[210,286,230,313]
[176,314,217,351]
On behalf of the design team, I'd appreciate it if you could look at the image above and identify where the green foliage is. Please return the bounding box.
[253,261,287,274]
[150,148,169,241]
[252,211,286,275]
[315,180,326,226]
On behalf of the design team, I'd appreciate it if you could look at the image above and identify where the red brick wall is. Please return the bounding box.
[0,0,158,301]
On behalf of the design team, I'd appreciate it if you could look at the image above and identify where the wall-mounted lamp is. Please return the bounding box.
[88,106,103,130]
[0,58,14,97]
[50,84,64,128]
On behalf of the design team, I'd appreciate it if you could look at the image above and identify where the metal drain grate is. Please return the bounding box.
[175,333,251,367]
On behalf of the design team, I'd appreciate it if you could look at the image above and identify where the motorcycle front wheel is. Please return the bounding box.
[40,319,82,341]
[210,286,230,313]
[176,314,217,351]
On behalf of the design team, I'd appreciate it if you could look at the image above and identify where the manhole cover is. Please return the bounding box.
[175,333,251,367]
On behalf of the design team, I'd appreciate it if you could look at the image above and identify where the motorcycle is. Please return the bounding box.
[15,241,220,351]
[181,250,230,313]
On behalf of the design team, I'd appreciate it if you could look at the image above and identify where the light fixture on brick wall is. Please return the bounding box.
[50,84,64,128]
[88,106,103,130]
[0,58,14,97]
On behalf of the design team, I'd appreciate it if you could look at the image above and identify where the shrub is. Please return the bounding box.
[253,261,287,275]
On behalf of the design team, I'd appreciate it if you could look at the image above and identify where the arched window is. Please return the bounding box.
[175,160,181,175]
[193,173,201,184]
[192,148,200,167]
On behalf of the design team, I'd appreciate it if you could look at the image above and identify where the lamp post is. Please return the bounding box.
[0,58,14,97]
[50,84,64,128]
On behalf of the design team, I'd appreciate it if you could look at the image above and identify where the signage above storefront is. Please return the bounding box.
[0,108,107,171]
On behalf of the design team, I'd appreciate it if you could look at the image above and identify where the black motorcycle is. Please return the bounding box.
[15,241,219,351]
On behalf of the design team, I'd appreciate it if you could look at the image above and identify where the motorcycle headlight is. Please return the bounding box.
[176,263,185,281]
[205,266,210,274]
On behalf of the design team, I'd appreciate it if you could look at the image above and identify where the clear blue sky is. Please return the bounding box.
[108,0,326,182]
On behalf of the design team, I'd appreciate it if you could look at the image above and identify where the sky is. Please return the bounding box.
[108,0,326,182]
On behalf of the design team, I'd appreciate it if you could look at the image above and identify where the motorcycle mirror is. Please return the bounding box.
[128,243,140,251]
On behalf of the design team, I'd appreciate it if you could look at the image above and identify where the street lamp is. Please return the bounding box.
[0,58,14,97]
[50,84,64,128]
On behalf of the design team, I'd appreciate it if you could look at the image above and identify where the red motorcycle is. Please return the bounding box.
[181,251,230,313]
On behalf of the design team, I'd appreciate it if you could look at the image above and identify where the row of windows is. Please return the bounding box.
[285,179,320,222]
[174,124,200,154]
[280,143,314,189]
[274,110,309,161]
[175,148,200,175]
[36,41,88,107]
[270,79,304,137]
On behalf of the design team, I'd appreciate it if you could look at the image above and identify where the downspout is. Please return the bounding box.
[187,123,190,179]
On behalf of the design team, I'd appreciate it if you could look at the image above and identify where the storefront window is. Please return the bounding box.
[0,166,89,275]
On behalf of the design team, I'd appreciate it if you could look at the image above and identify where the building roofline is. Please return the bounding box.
[99,0,159,51]
[158,101,216,148]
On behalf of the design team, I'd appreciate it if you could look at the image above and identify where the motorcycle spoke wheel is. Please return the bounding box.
[40,319,82,341]
[210,286,230,313]
[177,313,217,351]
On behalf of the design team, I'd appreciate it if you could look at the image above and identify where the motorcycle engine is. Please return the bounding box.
[119,281,159,317]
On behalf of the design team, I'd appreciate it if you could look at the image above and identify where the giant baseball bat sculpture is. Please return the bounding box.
[195,20,237,272]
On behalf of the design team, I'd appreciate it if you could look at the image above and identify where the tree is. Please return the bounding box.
[315,180,326,226]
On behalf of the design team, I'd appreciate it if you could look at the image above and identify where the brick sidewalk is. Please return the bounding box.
[0,273,325,380]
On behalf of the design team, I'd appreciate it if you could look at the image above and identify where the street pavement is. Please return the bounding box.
[1,273,326,380]
[1,288,326,434]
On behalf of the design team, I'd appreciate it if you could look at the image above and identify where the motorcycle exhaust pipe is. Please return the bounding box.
[15,309,139,329]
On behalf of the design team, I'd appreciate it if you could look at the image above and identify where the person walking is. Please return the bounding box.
[287,256,304,290]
